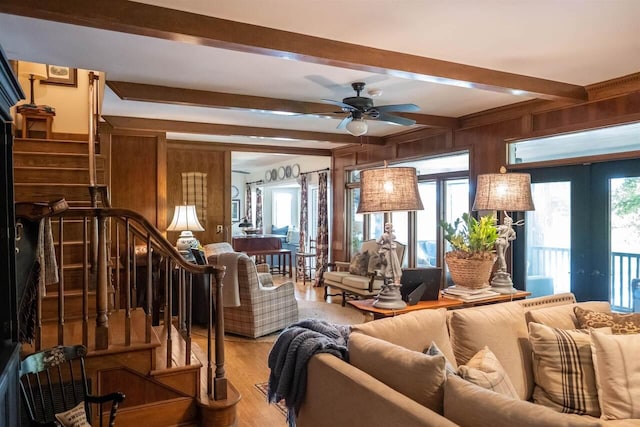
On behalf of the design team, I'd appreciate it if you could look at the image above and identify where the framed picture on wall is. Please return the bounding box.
[231,199,240,222]
[42,65,78,87]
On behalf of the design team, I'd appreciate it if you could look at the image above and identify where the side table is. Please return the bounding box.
[19,109,55,139]
[348,291,531,320]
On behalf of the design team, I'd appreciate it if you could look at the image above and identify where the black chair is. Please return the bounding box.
[20,345,125,427]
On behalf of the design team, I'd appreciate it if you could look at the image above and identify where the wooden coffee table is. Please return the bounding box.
[348,291,530,320]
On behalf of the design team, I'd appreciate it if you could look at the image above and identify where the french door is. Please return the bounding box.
[514,159,640,308]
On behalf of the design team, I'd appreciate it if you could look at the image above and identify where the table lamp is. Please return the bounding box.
[472,167,535,293]
[238,217,254,235]
[167,205,205,260]
[19,61,48,107]
[357,163,423,309]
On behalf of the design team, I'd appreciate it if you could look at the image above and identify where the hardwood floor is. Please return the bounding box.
[191,279,341,426]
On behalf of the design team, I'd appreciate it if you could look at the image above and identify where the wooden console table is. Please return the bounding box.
[349,291,531,320]
[19,109,55,139]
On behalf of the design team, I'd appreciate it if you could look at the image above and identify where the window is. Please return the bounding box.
[346,152,469,273]
[272,190,293,228]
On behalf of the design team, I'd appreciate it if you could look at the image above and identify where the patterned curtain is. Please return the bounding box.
[314,171,329,286]
[256,186,263,231]
[297,174,309,278]
[181,172,207,228]
[245,183,252,224]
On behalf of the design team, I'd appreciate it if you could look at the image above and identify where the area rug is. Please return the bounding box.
[255,381,287,417]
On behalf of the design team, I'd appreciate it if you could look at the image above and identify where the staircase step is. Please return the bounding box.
[41,289,97,323]
[15,183,95,203]
[14,138,92,154]
[14,151,105,169]
[44,263,88,292]
[151,325,201,397]
[14,167,105,184]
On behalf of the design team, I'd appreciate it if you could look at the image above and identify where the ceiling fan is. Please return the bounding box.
[322,82,420,136]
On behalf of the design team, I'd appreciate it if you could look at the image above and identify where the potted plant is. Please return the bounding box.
[440,213,498,289]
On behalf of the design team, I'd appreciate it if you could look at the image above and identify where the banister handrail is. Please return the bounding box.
[27,203,229,401]
[58,207,223,275]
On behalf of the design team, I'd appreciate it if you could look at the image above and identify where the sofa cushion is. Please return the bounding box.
[348,332,447,414]
[271,225,289,236]
[590,329,640,420]
[575,306,640,335]
[447,301,532,400]
[349,250,371,276]
[341,274,384,291]
[352,308,457,367]
[443,375,602,427]
[525,301,611,330]
[323,270,351,284]
[528,322,603,417]
[457,346,518,399]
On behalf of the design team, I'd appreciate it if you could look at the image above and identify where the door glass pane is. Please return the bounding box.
[610,177,640,311]
[348,188,363,255]
[525,182,571,297]
[390,211,409,267]
[417,181,437,267]
[443,179,469,286]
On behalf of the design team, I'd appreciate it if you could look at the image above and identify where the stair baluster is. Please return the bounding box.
[57,217,65,345]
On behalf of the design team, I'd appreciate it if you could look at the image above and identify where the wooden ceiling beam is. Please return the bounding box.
[1,0,587,102]
[102,115,384,145]
[167,140,332,157]
[107,81,460,129]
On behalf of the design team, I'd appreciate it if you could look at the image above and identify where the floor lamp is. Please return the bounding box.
[472,168,535,294]
[357,164,423,309]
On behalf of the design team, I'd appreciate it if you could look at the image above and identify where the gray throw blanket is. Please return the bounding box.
[268,319,350,427]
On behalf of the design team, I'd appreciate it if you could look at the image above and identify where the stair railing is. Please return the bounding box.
[22,204,229,401]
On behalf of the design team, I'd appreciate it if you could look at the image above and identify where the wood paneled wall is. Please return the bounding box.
[330,78,640,263]
[166,142,229,245]
[110,133,162,226]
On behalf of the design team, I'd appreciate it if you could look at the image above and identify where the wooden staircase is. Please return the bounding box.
[15,136,239,426]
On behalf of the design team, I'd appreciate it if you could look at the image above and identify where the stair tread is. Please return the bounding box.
[14,151,105,157]
[15,182,98,187]
[43,289,96,297]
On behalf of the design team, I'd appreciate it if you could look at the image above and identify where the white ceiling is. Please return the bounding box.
[1,1,639,170]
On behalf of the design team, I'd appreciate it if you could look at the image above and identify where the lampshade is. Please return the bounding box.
[167,205,205,232]
[357,166,424,213]
[472,172,535,212]
[346,118,368,136]
[19,62,48,80]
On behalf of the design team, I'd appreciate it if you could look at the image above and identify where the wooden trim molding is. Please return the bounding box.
[166,139,332,157]
[107,81,459,129]
[1,0,586,102]
[103,115,367,145]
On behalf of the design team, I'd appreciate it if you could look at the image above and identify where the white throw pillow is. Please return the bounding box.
[457,346,519,399]
[590,329,640,420]
[528,322,604,417]
[54,401,91,427]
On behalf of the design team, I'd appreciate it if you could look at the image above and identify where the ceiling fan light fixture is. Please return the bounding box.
[346,118,368,136]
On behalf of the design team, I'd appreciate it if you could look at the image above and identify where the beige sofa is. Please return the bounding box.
[297,293,640,426]
[322,239,406,306]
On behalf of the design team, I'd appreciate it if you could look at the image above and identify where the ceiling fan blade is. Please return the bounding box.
[374,103,420,113]
[322,99,357,111]
[337,115,352,129]
[370,112,416,126]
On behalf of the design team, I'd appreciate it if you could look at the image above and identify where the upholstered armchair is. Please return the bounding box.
[204,243,298,338]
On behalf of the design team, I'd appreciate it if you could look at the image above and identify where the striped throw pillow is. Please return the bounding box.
[528,322,603,417]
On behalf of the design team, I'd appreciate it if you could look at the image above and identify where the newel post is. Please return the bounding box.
[95,212,109,350]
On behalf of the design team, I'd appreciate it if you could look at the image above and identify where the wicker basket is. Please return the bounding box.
[445,253,495,289]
